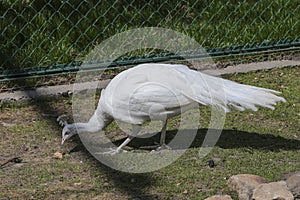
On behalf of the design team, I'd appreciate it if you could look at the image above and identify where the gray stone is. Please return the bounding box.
[286,173,300,199]
[204,195,233,200]
[281,171,300,180]
[252,181,294,200]
[227,174,267,200]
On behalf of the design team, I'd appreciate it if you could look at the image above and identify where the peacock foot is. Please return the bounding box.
[94,148,127,155]
[156,144,172,151]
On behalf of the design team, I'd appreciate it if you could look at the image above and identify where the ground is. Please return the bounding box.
[0,66,299,199]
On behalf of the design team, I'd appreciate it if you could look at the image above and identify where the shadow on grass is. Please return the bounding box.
[68,139,160,199]
[66,128,300,199]
[31,100,159,199]
[119,129,300,152]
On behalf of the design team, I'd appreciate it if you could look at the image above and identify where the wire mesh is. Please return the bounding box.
[0,0,299,80]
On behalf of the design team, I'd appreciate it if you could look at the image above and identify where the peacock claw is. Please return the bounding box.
[156,144,172,151]
[57,114,68,127]
[139,144,172,151]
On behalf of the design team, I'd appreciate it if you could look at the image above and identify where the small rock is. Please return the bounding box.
[204,195,232,200]
[73,182,81,186]
[208,160,215,168]
[286,173,300,198]
[1,122,16,127]
[176,182,182,187]
[252,181,294,200]
[182,190,188,194]
[53,151,63,159]
[103,182,109,187]
[227,174,267,200]
[12,157,22,163]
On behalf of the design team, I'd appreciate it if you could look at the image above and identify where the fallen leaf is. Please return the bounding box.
[53,151,63,159]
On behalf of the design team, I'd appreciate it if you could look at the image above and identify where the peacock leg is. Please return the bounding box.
[95,125,141,155]
[139,120,171,151]
[156,119,171,151]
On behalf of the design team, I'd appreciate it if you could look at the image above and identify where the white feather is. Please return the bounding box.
[60,63,286,153]
[101,63,285,120]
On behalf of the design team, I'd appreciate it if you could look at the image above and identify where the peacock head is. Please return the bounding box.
[61,124,77,145]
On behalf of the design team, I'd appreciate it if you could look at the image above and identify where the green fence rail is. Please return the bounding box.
[1,0,299,81]
[1,39,300,82]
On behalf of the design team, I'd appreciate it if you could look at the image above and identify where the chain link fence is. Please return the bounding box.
[0,0,299,80]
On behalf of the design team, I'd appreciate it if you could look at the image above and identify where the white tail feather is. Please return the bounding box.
[223,81,286,111]
[170,65,286,112]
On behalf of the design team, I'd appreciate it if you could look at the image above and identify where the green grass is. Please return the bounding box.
[0,66,299,199]
[1,0,299,70]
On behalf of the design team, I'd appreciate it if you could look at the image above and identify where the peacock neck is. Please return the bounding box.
[71,111,112,134]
